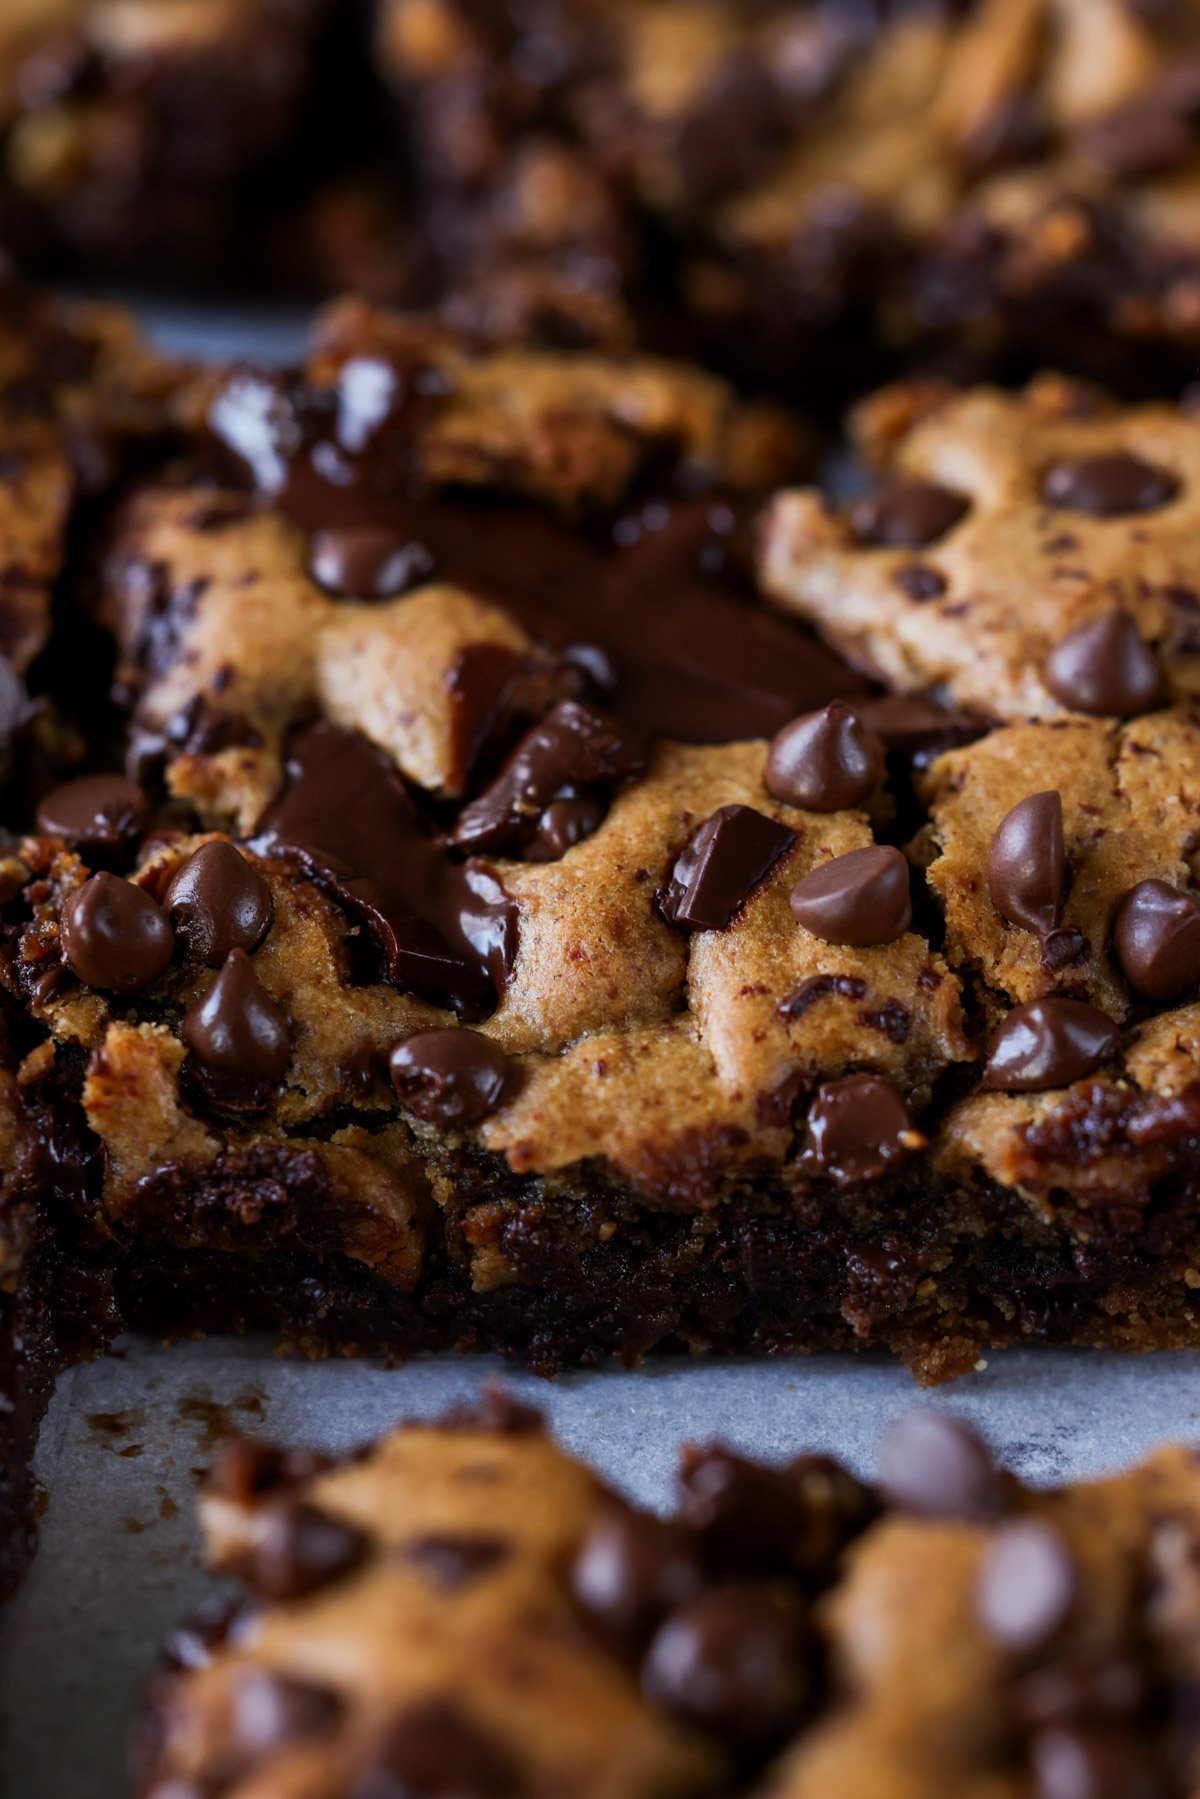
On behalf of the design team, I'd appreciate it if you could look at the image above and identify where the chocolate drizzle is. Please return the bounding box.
[252,723,516,1018]
[207,359,864,746]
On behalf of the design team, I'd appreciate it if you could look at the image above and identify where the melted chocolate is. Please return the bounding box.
[252,723,516,1018]
[209,362,864,745]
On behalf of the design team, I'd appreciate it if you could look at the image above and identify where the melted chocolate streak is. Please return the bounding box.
[217,359,865,1015]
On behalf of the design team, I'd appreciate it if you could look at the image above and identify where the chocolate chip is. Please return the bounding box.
[790,844,912,945]
[229,1667,342,1755]
[181,948,292,1098]
[450,700,645,860]
[36,774,150,864]
[165,841,275,967]
[308,525,428,599]
[850,695,987,765]
[389,1027,515,1127]
[571,1503,703,1643]
[678,1446,875,1585]
[984,998,1120,1092]
[1113,879,1200,1001]
[1042,453,1178,517]
[60,872,174,992]
[641,1582,811,1743]
[352,1699,517,1799]
[766,700,885,812]
[1044,612,1163,717]
[851,479,968,548]
[238,1498,367,1602]
[660,804,796,932]
[977,1520,1077,1653]
[404,1534,508,1589]
[892,563,947,602]
[988,792,1065,937]
[802,1073,918,1183]
[1031,1727,1167,1799]
[878,1411,1003,1522]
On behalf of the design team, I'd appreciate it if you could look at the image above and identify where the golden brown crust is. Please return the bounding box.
[761,379,1200,722]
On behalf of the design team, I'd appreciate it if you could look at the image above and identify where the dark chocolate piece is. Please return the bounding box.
[450,700,645,860]
[988,792,1065,938]
[60,872,173,993]
[181,949,292,1097]
[790,845,912,946]
[1042,454,1177,517]
[389,1028,515,1128]
[166,841,275,968]
[766,700,885,812]
[253,723,517,1018]
[984,998,1120,1092]
[1113,878,1200,1001]
[802,1073,918,1183]
[36,774,149,864]
[660,805,796,933]
[1043,612,1163,717]
[851,480,968,549]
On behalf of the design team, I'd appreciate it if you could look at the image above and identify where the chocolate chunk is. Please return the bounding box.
[404,1535,508,1589]
[850,695,987,765]
[165,841,275,967]
[238,1498,367,1602]
[571,1503,703,1643]
[1113,879,1200,1001]
[977,1520,1077,1652]
[987,792,1065,937]
[229,1667,342,1755]
[60,872,173,993]
[450,700,645,860]
[790,844,912,945]
[679,1446,875,1584]
[802,1073,918,1183]
[254,723,516,1018]
[660,805,796,932]
[984,998,1120,1091]
[851,479,968,548]
[878,1411,1003,1522]
[1044,611,1163,717]
[1042,453,1178,517]
[528,795,605,862]
[641,1583,811,1742]
[36,774,150,864]
[352,1699,517,1799]
[892,563,946,602]
[766,700,885,811]
[181,949,292,1098]
[389,1028,515,1128]
[1031,1727,1168,1799]
[308,524,428,600]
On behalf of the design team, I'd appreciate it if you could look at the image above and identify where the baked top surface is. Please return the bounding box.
[1,291,1200,1390]
[134,1398,1200,1799]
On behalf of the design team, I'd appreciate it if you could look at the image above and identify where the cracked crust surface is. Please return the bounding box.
[761,377,1200,722]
